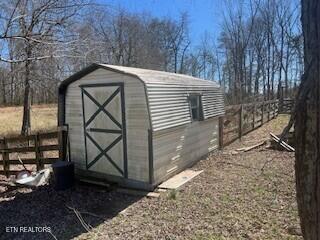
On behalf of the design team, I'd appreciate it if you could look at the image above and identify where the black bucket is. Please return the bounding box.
[52,161,74,190]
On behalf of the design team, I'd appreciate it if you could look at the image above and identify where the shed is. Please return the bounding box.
[58,64,225,190]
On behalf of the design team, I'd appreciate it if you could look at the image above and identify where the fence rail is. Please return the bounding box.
[219,99,279,147]
[279,98,294,114]
[0,128,67,177]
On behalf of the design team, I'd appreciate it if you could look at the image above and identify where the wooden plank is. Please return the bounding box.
[223,134,239,146]
[3,159,37,165]
[158,169,203,190]
[0,170,21,176]
[39,145,59,151]
[224,126,239,135]
[38,131,58,139]
[0,158,58,165]
[270,133,295,152]
[41,158,60,164]
[0,130,62,177]
[255,118,263,123]
[2,131,59,143]
[0,133,59,146]
[4,134,35,142]
[236,141,266,152]
[146,192,160,198]
[156,188,167,192]
[243,124,253,134]
[2,146,35,153]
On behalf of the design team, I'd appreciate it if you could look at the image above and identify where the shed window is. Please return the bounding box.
[189,95,204,121]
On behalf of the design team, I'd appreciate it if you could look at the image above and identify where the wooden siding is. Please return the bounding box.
[65,68,150,182]
[152,117,219,184]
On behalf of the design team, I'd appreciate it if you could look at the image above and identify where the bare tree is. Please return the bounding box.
[218,0,301,104]
[0,0,88,135]
[165,13,191,73]
[0,0,303,114]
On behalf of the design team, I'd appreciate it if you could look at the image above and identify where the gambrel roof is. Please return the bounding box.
[59,63,225,131]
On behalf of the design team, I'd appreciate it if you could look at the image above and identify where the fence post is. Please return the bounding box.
[219,116,224,149]
[239,105,243,140]
[2,138,9,177]
[35,133,44,170]
[58,126,68,161]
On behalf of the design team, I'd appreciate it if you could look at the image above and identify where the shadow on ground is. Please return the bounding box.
[0,181,141,240]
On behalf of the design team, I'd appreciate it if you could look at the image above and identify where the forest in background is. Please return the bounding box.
[0,0,302,108]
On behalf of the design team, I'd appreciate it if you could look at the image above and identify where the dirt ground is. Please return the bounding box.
[0,114,301,240]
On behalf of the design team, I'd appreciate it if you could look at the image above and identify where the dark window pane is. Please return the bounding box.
[190,96,198,108]
[189,94,203,121]
[192,108,199,120]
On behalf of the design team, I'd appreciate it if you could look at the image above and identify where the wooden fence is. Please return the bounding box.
[279,98,294,113]
[0,128,67,177]
[219,99,279,147]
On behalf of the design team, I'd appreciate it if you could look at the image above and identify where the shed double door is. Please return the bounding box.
[80,83,127,178]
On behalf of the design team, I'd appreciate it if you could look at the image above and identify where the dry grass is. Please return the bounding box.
[0,104,57,137]
[0,114,300,240]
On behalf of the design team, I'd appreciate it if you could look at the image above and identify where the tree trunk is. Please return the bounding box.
[248,50,253,97]
[295,0,320,238]
[267,29,271,100]
[1,75,6,105]
[10,71,14,105]
[21,55,31,136]
[278,24,284,95]
[271,45,276,99]
[254,55,262,96]
[262,66,266,100]
[284,43,290,98]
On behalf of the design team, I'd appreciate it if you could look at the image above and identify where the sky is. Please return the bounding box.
[99,0,225,47]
